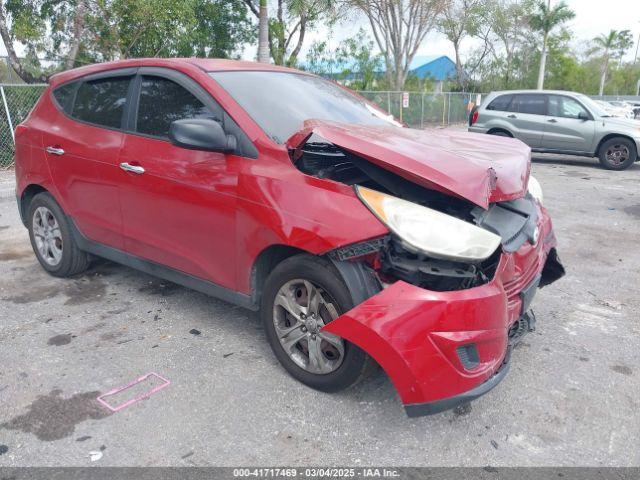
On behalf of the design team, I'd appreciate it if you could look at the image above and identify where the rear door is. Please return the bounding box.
[504,94,547,148]
[117,68,242,289]
[542,95,596,153]
[42,70,134,249]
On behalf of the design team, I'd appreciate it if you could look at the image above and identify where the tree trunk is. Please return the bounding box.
[65,0,87,70]
[0,1,46,83]
[257,0,269,63]
[536,31,548,90]
[598,55,609,96]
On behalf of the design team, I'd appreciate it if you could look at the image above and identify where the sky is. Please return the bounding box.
[240,0,640,63]
[1,0,639,63]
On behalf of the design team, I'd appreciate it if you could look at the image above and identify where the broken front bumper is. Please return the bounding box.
[322,210,564,417]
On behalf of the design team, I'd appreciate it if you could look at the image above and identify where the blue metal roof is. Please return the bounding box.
[407,55,456,81]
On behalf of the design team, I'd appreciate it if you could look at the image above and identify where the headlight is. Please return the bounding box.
[355,186,501,262]
[528,175,543,205]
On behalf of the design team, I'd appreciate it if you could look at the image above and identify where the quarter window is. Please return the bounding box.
[72,77,131,128]
[486,95,513,111]
[135,76,220,138]
[52,82,76,113]
[510,94,546,115]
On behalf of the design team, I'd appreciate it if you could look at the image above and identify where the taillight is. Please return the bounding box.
[471,110,479,125]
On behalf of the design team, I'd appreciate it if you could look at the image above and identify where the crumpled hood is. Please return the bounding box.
[287,120,531,209]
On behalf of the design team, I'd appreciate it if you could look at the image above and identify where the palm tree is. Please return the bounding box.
[258,0,270,63]
[529,0,575,90]
[591,30,619,96]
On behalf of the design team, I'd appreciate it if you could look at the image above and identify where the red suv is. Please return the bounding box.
[14,58,564,416]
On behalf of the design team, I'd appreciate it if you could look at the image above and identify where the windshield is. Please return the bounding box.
[576,94,611,117]
[210,71,398,144]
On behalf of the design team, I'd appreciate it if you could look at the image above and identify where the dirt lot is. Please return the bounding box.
[0,154,639,467]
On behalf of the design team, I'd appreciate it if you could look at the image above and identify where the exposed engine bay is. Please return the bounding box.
[294,139,556,292]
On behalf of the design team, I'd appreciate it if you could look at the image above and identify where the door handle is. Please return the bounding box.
[507,114,517,118]
[119,162,145,174]
[547,118,558,123]
[45,146,65,156]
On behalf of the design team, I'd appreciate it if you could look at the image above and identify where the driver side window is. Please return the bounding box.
[135,76,222,138]
[548,95,589,119]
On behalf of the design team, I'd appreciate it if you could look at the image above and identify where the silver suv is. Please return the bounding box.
[468,90,640,170]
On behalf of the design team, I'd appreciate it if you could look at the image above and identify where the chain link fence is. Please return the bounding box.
[1,84,47,167]
[357,91,483,128]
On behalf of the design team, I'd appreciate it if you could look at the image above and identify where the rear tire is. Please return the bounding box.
[261,254,372,392]
[27,192,90,277]
[598,137,636,170]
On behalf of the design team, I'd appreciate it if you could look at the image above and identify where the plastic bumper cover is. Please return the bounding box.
[322,207,561,416]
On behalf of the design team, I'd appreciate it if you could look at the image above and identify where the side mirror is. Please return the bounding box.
[578,112,590,121]
[169,118,237,153]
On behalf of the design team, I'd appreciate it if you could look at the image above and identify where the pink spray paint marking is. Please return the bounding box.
[97,372,170,413]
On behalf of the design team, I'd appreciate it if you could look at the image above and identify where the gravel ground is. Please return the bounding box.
[0,154,638,467]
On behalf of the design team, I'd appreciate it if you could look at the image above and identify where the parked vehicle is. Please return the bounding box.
[14,59,564,416]
[606,101,636,119]
[469,90,640,170]
[595,100,634,119]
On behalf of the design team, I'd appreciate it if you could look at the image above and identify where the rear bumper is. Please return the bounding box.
[323,207,563,416]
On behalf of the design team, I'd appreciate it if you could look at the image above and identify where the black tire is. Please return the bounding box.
[27,192,90,277]
[488,129,512,137]
[598,137,637,170]
[261,254,372,392]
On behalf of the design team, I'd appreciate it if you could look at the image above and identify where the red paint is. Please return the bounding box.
[323,204,557,406]
[15,58,560,411]
[287,119,531,209]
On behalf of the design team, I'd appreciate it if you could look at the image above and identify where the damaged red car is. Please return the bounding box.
[14,59,565,416]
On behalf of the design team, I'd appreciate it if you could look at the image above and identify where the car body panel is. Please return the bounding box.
[323,203,557,407]
[287,119,531,210]
[541,115,596,152]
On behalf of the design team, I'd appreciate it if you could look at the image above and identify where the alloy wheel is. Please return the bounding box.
[272,279,345,374]
[606,144,630,166]
[32,206,63,266]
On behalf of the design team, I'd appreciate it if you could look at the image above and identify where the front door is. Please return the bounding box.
[542,95,596,153]
[43,73,134,249]
[117,70,240,289]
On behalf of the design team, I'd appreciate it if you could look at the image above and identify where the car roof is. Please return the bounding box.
[487,89,585,96]
[48,58,307,87]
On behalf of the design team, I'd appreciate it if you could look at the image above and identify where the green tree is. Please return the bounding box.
[437,0,484,87]
[590,30,634,95]
[348,0,447,91]
[529,0,574,90]
[305,29,381,90]
[0,0,88,82]
[243,0,337,66]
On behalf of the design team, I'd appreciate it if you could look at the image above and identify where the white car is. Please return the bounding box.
[596,100,634,119]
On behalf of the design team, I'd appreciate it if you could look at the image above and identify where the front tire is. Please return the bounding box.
[27,192,89,277]
[598,137,637,170]
[261,254,371,392]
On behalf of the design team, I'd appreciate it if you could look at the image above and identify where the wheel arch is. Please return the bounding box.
[19,184,49,226]
[487,128,513,137]
[595,133,638,158]
[250,244,309,307]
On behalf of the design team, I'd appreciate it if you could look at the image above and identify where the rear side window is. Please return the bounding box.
[510,94,546,115]
[72,77,131,129]
[135,76,221,138]
[52,83,76,113]
[486,95,513,111]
